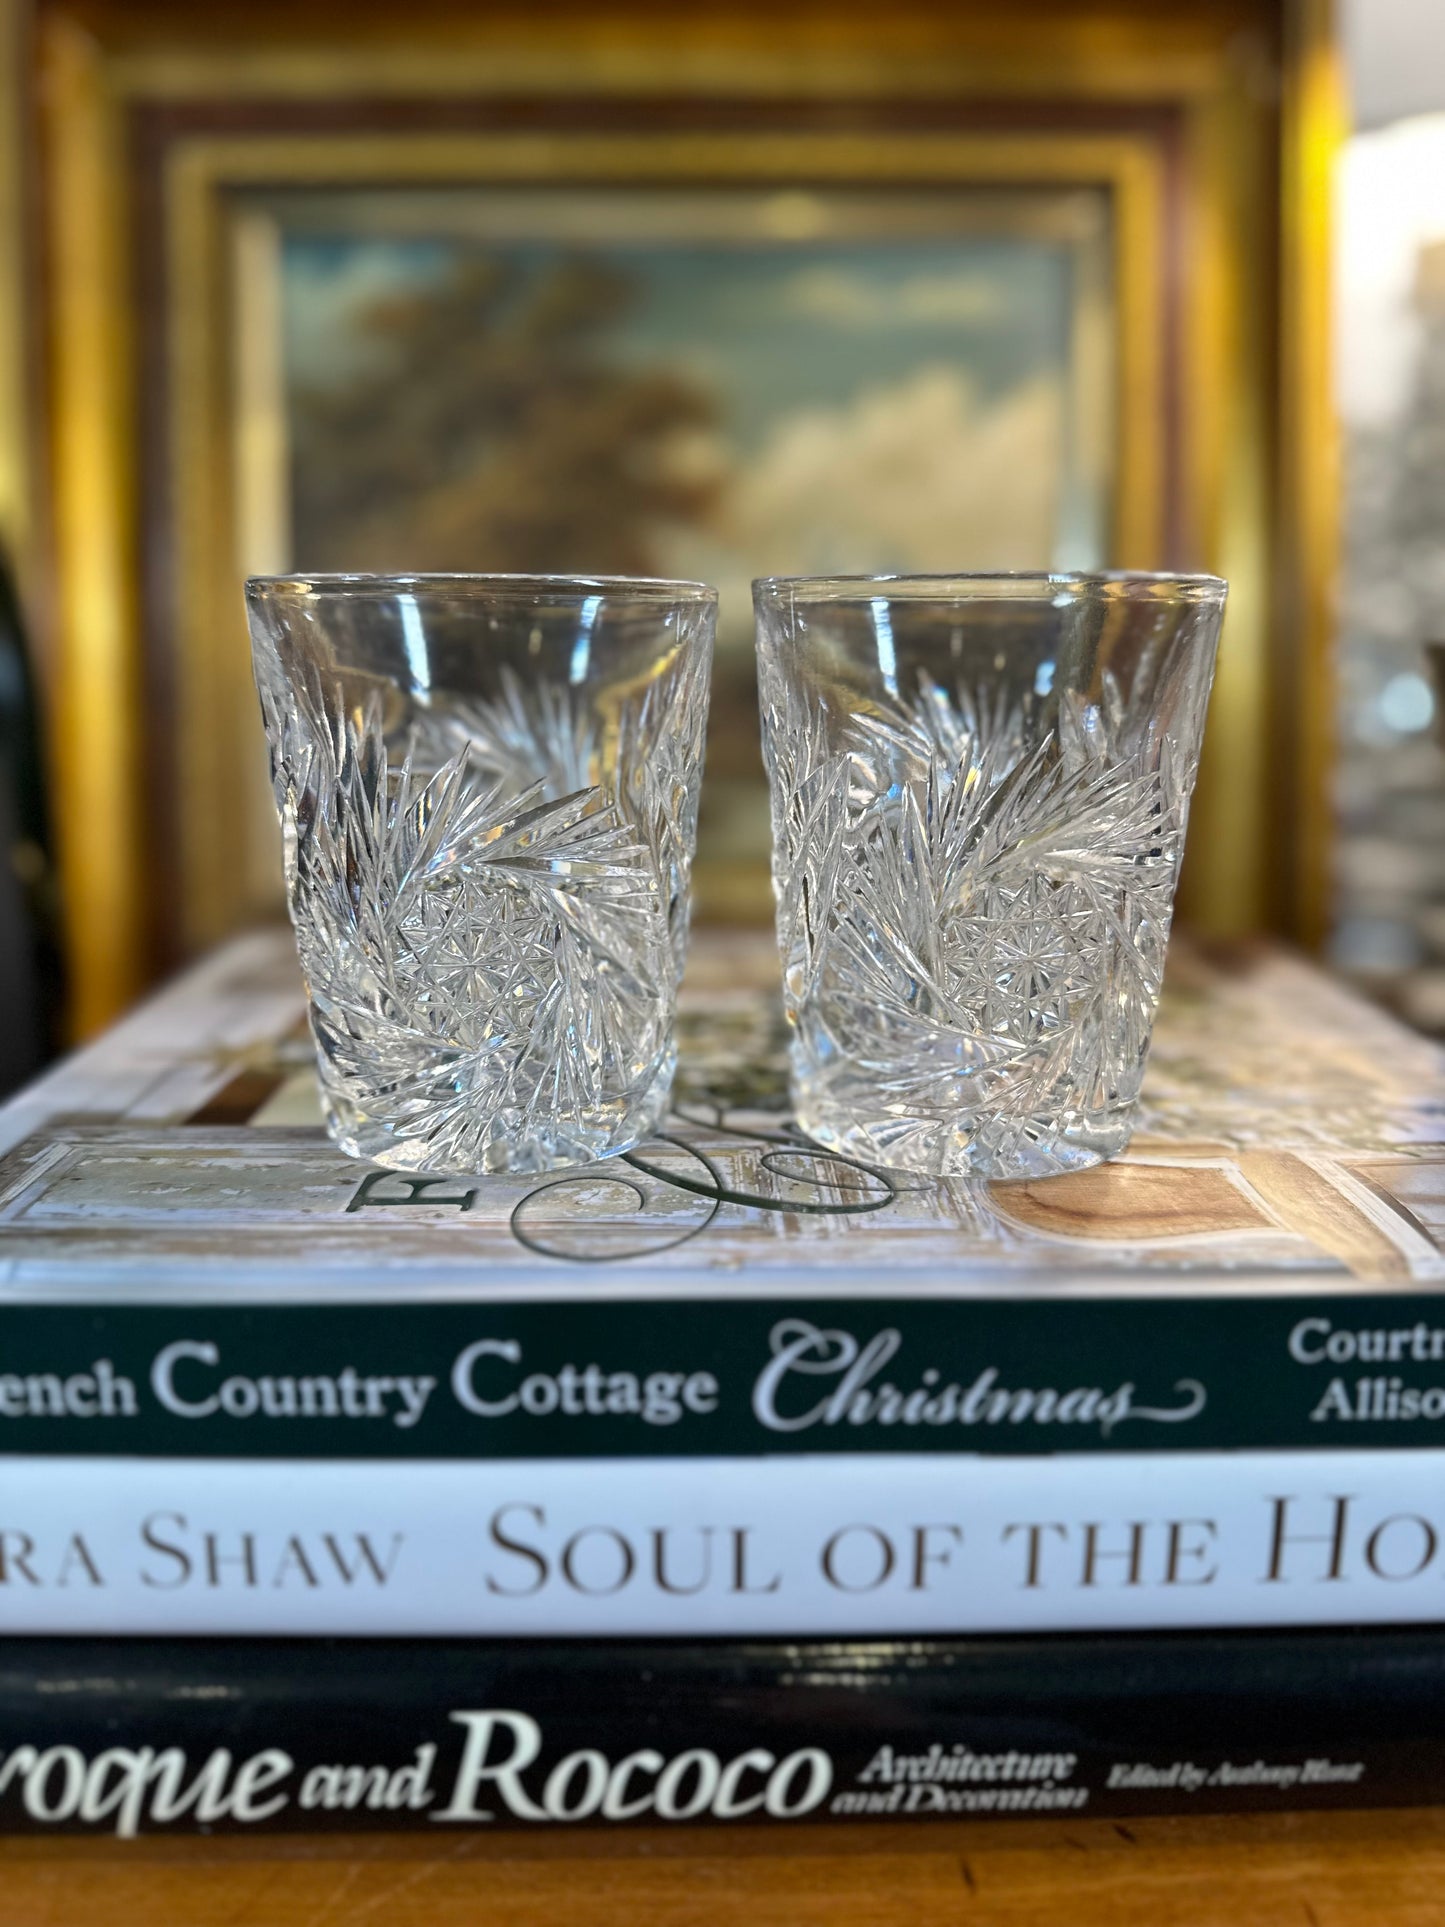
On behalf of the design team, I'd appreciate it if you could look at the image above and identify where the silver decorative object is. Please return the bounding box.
[247,574,715,1176]
[754,572,1226,1180]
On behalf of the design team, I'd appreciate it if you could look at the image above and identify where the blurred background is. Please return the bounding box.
[1335,4,1445,1032]
[0,0,1439,1087]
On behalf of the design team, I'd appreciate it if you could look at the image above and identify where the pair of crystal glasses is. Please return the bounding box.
[245,570,1226,1186]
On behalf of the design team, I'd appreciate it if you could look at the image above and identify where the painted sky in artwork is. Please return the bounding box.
[283,234,1074,445]
[279,227,1098,586]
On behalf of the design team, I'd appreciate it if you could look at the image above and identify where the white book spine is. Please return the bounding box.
[2,1450,1443,1636]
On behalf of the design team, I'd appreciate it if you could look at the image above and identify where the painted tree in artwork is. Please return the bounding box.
[289,251,721,574]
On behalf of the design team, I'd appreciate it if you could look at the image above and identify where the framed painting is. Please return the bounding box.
[173,121,1176,979]
[231,177,1118,922]
[30,0,1339,1030]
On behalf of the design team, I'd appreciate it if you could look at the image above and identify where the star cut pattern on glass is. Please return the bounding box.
[255,637,709,1176]
[761,670,1199,1179]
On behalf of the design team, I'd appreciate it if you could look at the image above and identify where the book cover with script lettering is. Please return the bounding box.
[1,932,1445,1635]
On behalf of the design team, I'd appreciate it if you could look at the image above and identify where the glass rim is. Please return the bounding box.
[246,571,718,605]
[753,569,1227,601]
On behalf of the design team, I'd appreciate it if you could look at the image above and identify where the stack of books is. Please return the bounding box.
[2,929,1444,1834]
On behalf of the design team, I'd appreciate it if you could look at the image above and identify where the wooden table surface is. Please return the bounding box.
[5,1809,1445,1925]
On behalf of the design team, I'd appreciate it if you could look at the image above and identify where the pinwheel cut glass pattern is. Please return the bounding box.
[247,575,715,1176]
[754,573,1226,1180]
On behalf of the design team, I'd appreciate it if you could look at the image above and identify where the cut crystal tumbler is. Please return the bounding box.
[754,572,1226,1181]
[247,574,715,1176]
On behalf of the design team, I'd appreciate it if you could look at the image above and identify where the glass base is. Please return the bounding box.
[322,1056,675,1179]
[795,1097,1137,1182]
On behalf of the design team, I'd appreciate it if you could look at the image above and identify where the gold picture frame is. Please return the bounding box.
[33,0,1340,1032]
[187,132,1160,952]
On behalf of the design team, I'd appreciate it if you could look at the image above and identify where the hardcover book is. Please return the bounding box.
[3,1630,1445,1835]
[1,930,1444,1636]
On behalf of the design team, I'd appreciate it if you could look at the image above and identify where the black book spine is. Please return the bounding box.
[0,1628,1442,1834]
